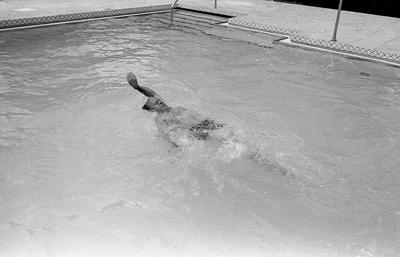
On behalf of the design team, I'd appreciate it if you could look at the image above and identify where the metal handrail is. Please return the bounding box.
[331,0,344,41]
[170,0,179,25]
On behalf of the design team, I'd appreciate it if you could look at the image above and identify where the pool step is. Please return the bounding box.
[135,10,276,48]
[203,26,274,48]
[139,10,228,29]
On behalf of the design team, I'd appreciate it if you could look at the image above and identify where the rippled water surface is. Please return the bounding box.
[1,12,400,257]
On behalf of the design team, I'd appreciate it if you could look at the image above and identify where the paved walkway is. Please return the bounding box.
[1,0,400,55]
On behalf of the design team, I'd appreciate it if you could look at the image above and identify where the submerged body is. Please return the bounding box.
[156,108,225,141]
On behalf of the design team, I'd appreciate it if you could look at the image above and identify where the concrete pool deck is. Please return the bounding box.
[1,0,400,59]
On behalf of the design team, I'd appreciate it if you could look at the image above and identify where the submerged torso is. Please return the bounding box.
[155,107,225,143]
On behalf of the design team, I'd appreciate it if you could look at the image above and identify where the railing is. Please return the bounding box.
[170,0,179,25]
[332,0,344,41]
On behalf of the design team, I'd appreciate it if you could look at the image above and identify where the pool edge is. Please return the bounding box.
[1,3,399,68]
[227,19,400,68]
[0,4,172,31]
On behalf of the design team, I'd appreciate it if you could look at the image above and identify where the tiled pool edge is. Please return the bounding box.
[1,3,398,67]
[0,4,238,31]
[0,4,172,30]
[228,18,400,67]
[175,3,239,17]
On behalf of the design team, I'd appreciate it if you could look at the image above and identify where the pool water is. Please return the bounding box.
[1,11,400,257]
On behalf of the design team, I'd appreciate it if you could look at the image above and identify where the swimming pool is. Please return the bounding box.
[1,10,400,257]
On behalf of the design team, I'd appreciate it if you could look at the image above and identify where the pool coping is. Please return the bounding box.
[0,3,399,67]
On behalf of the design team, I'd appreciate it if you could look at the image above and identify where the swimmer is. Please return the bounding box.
[127,72,288,174]
[127,72,226,146]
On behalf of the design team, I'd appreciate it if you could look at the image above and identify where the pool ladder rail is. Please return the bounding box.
[170,0,179,25]
[170,0,218,25]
